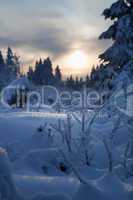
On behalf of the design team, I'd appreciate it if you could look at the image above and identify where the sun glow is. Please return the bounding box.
[66,50,88,69]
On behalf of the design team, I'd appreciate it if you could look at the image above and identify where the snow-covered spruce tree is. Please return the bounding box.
[5,47,20,81]
[13,54,21,77]
[32,59,43,85]
[89,65,105,89]
[0,48,20,90]
[99,0,133,90]
[65,75,75,89]
[31,57,54,85]
[55,65,62,86]
[28,66,34,82]
[0,50,5,71]
[6,47,14,67]
[43,57,54,85]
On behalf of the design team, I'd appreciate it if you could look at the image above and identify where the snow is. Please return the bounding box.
[73,182,105,200]
[0,148,18,200]
[0,83,133,199]
[0,112,132,199]
[1,1,133,197]
[97,173,133,200]
[1,76,32,104]
[0,79,132,196]
[10,76,32,88]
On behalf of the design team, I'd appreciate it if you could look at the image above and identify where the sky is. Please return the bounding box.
[0,0,114,77]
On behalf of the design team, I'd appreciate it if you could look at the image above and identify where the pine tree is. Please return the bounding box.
[75,76,79,89]
[6,47,14,67]
[13,54,20,77]
[43,57,54,85]
[28,66,34,81]
[66,75,75,89]
[0,50,5,71]
[5,47,20,80]
[33,59,43,85]
[28,58,55,85]
[90,66,96,83]
[85,75,90,87]
[35,58,44,85]
[55,65,62,85]
[99,0,133,80]
[79,77,84,88]
[74,76,84,90]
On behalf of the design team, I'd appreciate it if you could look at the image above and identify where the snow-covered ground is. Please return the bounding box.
[0,72,133,200]
[0,103,132,200]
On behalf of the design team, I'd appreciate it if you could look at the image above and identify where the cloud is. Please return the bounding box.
[0,0,113,75]
[0,24,75,59]
[82,37,111,54]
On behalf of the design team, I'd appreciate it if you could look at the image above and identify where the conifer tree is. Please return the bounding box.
[13,54,20,77]
[6,47,14,67]
[33,59,43,85]
[0,50,5,71]
[55,65,62,85]
[27,67,34,81]
[99,0,133,78]
[5,47,20,79]
[85,75,90,87]
[43,57,54,85]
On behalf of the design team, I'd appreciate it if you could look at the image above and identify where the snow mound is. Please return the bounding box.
[31,193,71,200]
[7,130,54,161]
[73,182,105,200]
[97,173,131,200]
[0,147,72,200]
[13,148,70,175]
[0,147,18,200]
[79,166,105,180]
[1,76,32,106]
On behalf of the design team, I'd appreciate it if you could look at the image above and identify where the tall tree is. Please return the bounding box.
[34,59,43,84]
[0,50,5,71]
[13,54,20,77]
[28,58,55,85]
[99,0,133,80]
[55,65,62,85]
[85,75,90,87]
[28,66,34,81]
[6,47,20,77]
[43,57,54,85]
[66,75,75,89]
[6,47,14,67]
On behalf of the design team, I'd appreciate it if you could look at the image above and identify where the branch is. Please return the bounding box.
[59,149,89,185]
[103,139,113,172]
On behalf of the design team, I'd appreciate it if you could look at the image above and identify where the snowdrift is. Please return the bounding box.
[0,147,18,200]
[13,148,70,176]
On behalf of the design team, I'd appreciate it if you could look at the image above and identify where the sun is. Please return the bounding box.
[67,50,88,69]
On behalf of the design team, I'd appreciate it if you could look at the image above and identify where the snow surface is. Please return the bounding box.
[0,71,133,199]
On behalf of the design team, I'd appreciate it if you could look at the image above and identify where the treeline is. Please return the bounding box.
[0,46,122,92]
[89,65,115,91]
[0,47,20,89]
[27,57,99,89]
[28,57,62,86]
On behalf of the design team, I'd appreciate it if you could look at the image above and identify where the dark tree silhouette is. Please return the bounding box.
[6,47,14,67]
[0,50,5,71]
[55,65,62,86]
